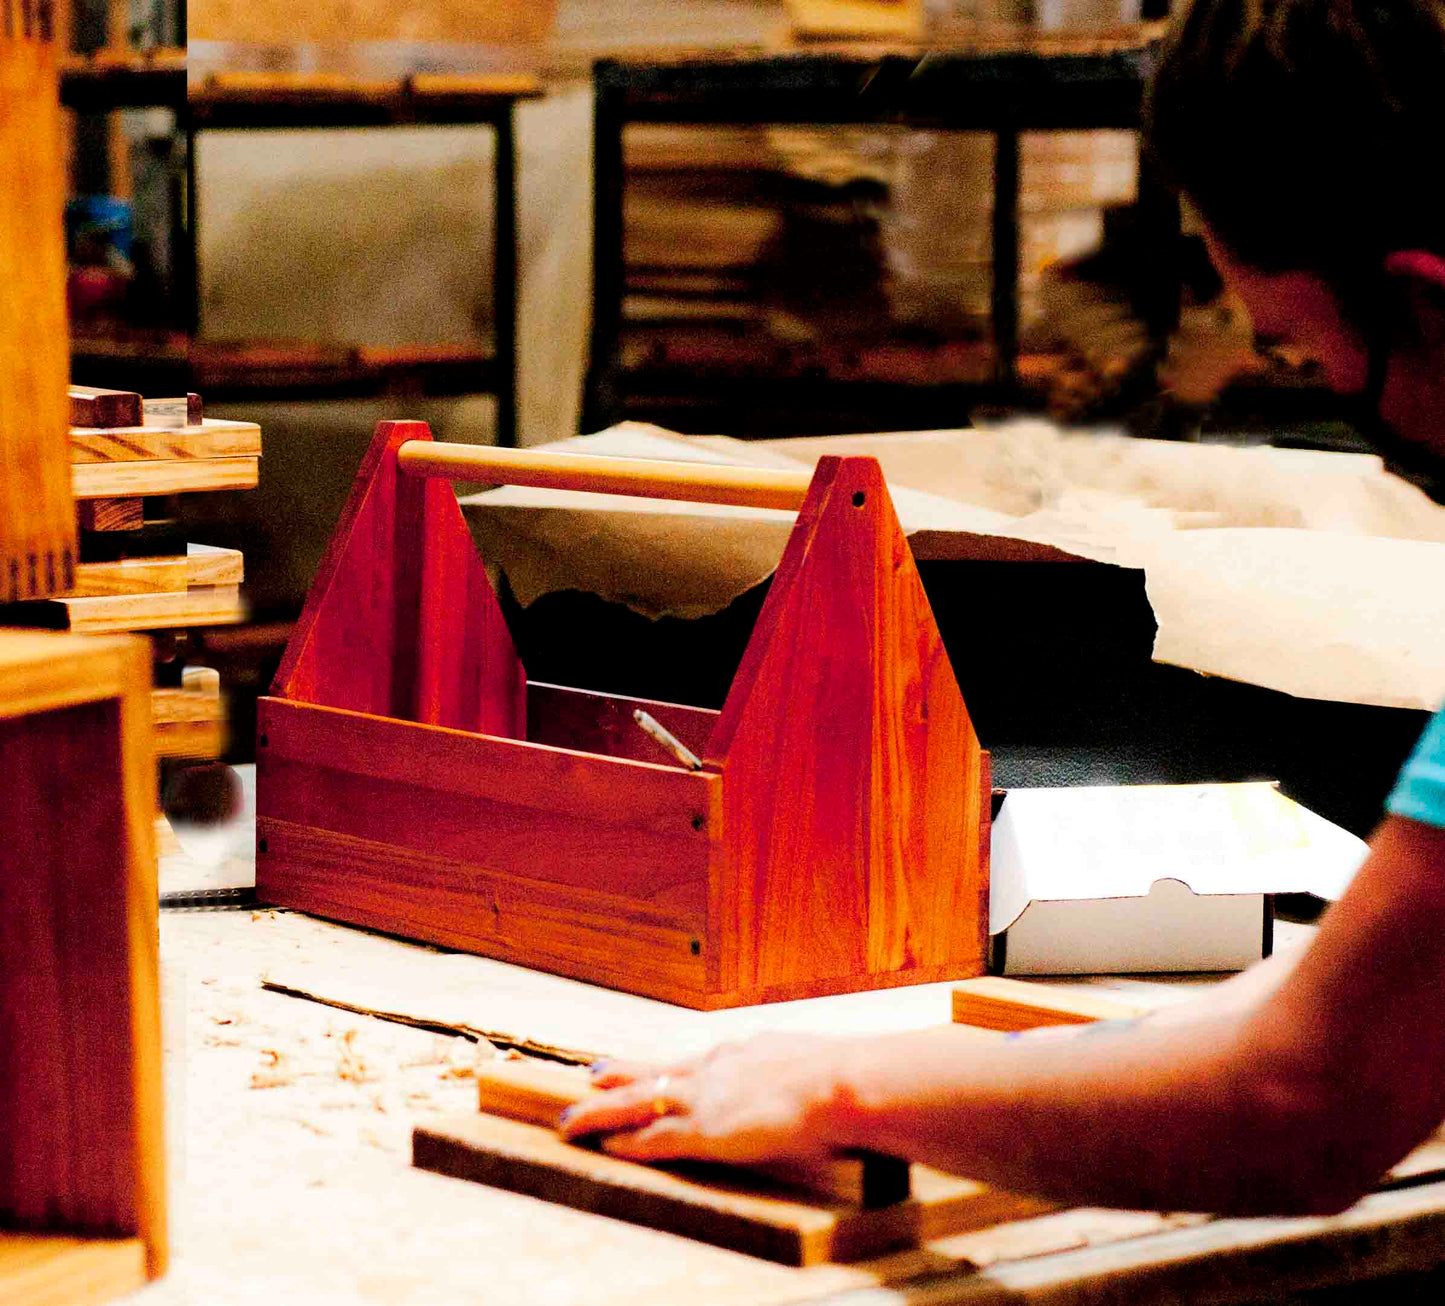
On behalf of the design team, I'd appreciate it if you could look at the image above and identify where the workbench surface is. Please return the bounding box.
[120,782,1445,1306]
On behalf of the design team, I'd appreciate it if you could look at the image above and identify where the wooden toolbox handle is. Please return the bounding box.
[396,440,814,511]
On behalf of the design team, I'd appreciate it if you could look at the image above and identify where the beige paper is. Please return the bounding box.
[460,419,1445,710]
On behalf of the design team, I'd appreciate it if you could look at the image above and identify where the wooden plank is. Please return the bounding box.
[953,977,1154,1033]
[72,545,242,596]
[0,633,166,1277]
[77,497,143,532]
[19,585,245,633]
[707,455,988,998]
[784,0,924,40]
[69,418,261,464]
[414,1112,1045,1268]
[473,1060,910,1209]
[153,718,225,760]
[72,456,259,499]
[151,687,224,728]
[257,815,710,1003]
[0,1233,148,1306]
[67,385,143,429]
[72,554,189,597]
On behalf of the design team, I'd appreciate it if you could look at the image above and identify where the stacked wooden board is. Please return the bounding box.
[0,385,259,768]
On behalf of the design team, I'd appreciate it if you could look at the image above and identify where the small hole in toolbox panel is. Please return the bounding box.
[852,492,866,508]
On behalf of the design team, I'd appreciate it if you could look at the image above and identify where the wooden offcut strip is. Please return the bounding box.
[475,1059,910,1208]
[784,0,924,40]
[1,33,77,602]
[68,385,143,429]
[77,497,144,532]
[18,584,245,634]
[72,545,244,597]
[69,418,261,464]
[414,1112,1048,1267]
[72,456,259,499]
[953,977,1152,1033]
[0,1233,148,1306]
[151,682,225,759]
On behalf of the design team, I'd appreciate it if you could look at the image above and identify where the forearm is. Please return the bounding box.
[822,1013,1355,1216]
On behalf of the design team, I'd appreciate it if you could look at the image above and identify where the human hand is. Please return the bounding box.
[558,1033,856,1166]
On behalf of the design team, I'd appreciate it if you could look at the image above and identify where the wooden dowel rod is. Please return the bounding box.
[395,441,813,511]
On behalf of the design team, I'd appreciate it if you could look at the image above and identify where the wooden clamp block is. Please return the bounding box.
[414,1060,1046,1266]
[952,976,1153,1033]
[0,630,166,1302]
[257,421,990,1009]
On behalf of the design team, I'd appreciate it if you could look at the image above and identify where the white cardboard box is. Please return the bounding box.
[989,782,1369,975]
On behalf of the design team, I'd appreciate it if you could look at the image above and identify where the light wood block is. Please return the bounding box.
[784,0,924,40]
[72,457,259,500]
[70,546,243,598]
[140,395,202,427]
[414,1111,1047,1267]
[953,977,1153,1033]
[69,418,261,465]
[30,585,245,634]
[152,686,225,760]
[258,422,989,1009]
[0,1233,148,1306]
[0,631,167,1283]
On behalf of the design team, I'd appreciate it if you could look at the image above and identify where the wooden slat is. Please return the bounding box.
[474,1059,910,1209]
[69,418,260,464]
[0,631,135,719]
[67,385,143,429]
[0,1233,148,1306]
[72,456,259,499]
[953,977,1154,1033]
[26,584,245,633]
[413,1112,1048,1267]
[71,554,188,597]
[151,687,223,728]
[72,544,243,597]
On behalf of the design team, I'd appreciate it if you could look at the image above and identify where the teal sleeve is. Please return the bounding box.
[1387,708,1445,828]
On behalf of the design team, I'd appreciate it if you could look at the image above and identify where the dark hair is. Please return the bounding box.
[1146,0,1445,315]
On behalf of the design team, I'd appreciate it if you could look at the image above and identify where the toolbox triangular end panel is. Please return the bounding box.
[270,420,525,738]
[707,456,987,997]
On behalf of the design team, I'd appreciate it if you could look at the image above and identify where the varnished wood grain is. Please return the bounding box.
[0,632,166,1280]
[76,498,144,532]
[706,456,988,997]
[526,683,719,766]
[0,1233,148,1306]
[255,697,717,1003]
[261,436,988,1008]
[71,456,259,499]
[69,418,260,464]
[152,686,225,759]
[473,1059,910,1208]
[67,386,144,430]
[953,977,1153,1033]
[0,31,76,602]
[413,1112,1045,1267]
[274,421,525,737]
